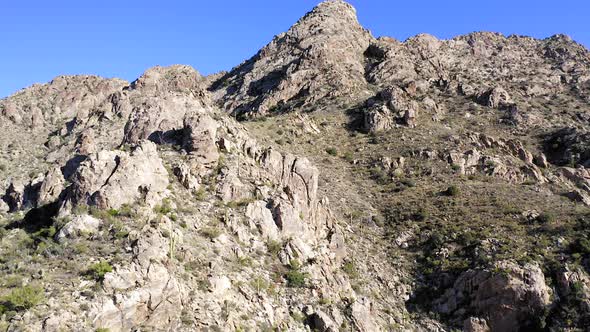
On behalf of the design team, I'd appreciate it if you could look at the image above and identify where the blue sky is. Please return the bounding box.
[1,0,588,98]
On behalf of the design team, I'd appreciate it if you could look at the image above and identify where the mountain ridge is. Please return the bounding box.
[1,1,590,331]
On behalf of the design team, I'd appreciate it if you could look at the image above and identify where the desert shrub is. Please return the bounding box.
[266,240,283,256]
[369,167,390,185]
[445,185,460,197]
[401,178,416,188]
[325,147,338,156]
[285,261,307,288]
[0,285,44,312]
[250,276,269,293]
[285,269,307,288]
[87,260,113,281]
[342,261,358,279]
[194,187,207,201]
[200,227,221,239]
[572,237,590,256]
[537,212,555,224]
[32,226,56,241]
[154,198,173,215]
[343,151,354,162]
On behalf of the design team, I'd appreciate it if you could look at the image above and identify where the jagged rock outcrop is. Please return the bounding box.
[363,87,420,132]
[92,222,184,331]
[544,127,590,167]
[476,87,512,108]
[0,75,126,128]
[60,140,169,211]
[182,112,219,166]
[122,65,212,145]
[1,1,590,331]
[211,0,374,117]
[436,261,551,332]
[367,31,590,98]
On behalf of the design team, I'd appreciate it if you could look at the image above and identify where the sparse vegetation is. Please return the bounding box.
[86,260,113,281]
[154,198,173,215]
[325,147,338,156]
[266,240,283,256]
[445,185,460,197]
[0,285,45,313]
[285,261,308,288]
[200,227,222,239]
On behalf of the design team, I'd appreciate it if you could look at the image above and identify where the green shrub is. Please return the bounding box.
[342,261,358,279]
[537,213,555,224]
[194,187,207,201]
[369,167,390,185]
[401,178,416,188]
[325,147,338,156]
[445,185,460,197]
[266,240,283,256]
[1,285,45,312]
[200,227,221,239]
[154,198,173,215]
[32,226,56,240]
[107,209,120,217]
[285,269,307,288]
[87,261,113,281]
[572,237,590,256]
[343,151,354,162]
[285,261,307,288]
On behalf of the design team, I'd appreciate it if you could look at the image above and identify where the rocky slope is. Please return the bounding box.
[2,0,590,331]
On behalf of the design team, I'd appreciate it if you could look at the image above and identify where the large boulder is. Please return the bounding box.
[37,167,66,206]
[56,214,101,242]
[182,113,219,166]
[61,141,169,211]
[93,224,184,331]
[435,261,551,332]
[476,87,512,109]
[121,65,212,145]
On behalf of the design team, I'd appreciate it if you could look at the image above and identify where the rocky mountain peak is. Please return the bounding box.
[211,0,374,118]
[3,2,590,332]
[289,0,362,35]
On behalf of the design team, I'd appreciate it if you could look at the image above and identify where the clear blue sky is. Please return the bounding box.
[1,0,589,98]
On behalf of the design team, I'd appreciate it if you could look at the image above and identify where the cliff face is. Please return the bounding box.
[1,1,590,331]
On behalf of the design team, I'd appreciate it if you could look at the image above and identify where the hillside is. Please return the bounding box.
[1,1,590,331]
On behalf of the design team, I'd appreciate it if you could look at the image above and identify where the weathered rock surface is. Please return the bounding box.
[1,1,590,332]
[93,224,184,331]
[60,140,169,211]
[56,214,101,242]
[212,0,374,117]
[436,261,551,332]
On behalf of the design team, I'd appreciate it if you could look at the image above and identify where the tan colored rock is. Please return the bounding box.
[364,105,394,133]
[436,261,551,332]
[37,167,65,206]
[183,113,219,166]
[212,0,374,116]
[94,225,183,331]
[477,87,512,108]
[246,200,279,241]
[56,214,101,242]
[61,140,168,211]
[351,297,380,332]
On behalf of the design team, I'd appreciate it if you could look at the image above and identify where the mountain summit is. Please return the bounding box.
[212,0,374,118]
